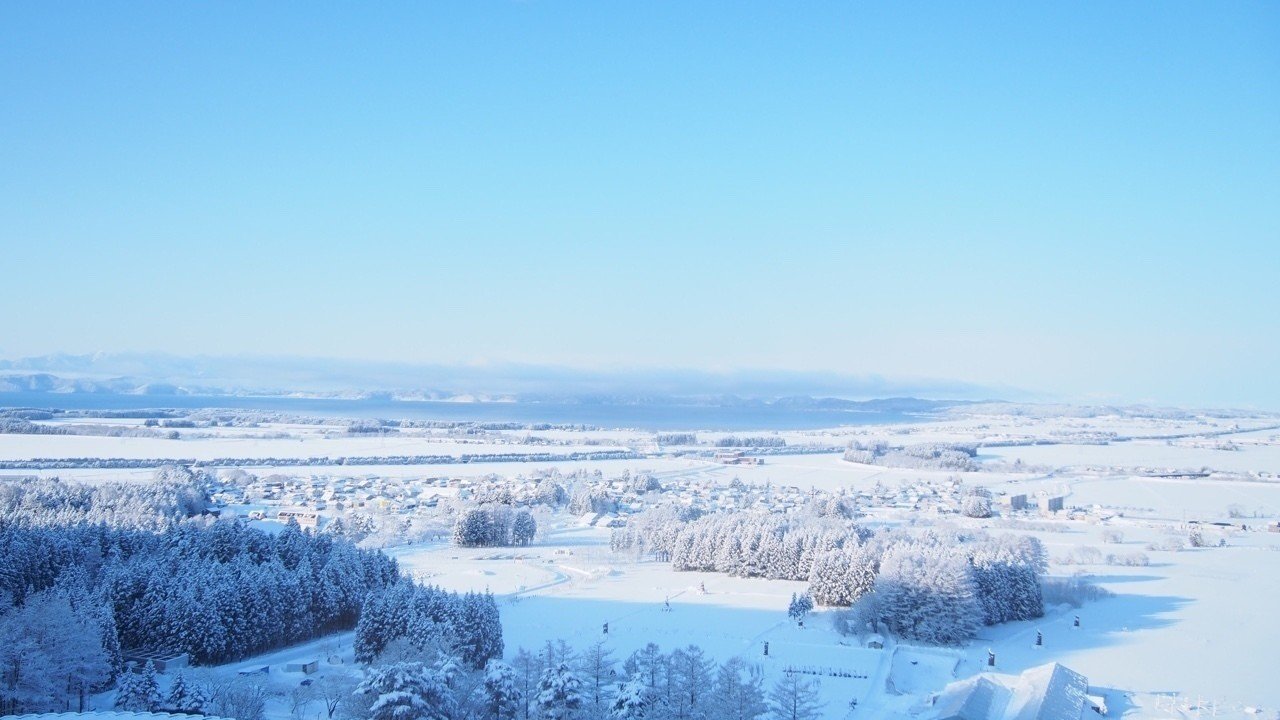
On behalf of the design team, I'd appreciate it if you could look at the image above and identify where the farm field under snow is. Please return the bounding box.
[0,432,610,462]
[383,519,1280,718]
[7,403,1280,719]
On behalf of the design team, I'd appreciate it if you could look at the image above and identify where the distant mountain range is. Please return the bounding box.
[0,352,1013,406]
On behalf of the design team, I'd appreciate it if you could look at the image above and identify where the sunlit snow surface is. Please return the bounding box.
[8,405,1279,718]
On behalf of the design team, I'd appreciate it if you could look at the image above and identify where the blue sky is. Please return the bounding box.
[1,2,1277,407]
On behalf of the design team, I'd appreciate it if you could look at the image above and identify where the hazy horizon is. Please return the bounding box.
[3,3,1277,409]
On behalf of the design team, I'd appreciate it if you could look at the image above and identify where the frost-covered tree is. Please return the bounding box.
[534,482,568,507]
[968,535,1045,625]
[535,662,584,720]
[767,674,822,720]
[712,657,767,720]
[611,677,650,720]
[355,582,502,669]
[623,643,667,693]
[808,541,882,610]
[116,662,161,712]
[578,641,616,717]
[482,660,523,720]
[0,582,116,714]
[806,549,850,606]
[874,543,981,645]
[512,511,537,547]
[166,670,206,713]
[357,661,452,720]
[786,593,812,623]
[669,645,714,720]
[454,506,536,548]
[455,509,493,548]
[511,649,544,720]
[961,493,992,519]
[30,591,114,711]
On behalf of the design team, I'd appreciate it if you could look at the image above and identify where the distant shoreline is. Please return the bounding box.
[0,391,937,432]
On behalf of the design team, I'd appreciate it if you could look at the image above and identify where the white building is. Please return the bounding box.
[927,662,1104,719]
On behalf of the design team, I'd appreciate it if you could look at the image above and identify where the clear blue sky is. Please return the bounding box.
[1,2,1277,407]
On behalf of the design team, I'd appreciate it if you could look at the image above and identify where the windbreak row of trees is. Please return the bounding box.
[843,441,980,471]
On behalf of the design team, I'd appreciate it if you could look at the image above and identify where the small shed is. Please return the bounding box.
[286,659,320,674]
[865,634,885,650]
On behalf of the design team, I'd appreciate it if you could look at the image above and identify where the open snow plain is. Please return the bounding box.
[4,402,1279,719]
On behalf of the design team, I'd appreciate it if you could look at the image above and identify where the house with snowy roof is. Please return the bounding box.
[927,662,1105,720]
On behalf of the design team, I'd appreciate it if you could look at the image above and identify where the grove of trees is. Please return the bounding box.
[614,507,1046,646]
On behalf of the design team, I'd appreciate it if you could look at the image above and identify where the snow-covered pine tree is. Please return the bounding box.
[482,660,523,720]
[875,542,981,645]
[165,670,205,713]
[356,661,452,720]
[535,662,584,720]
[454,509,492,548]
[115,662,160,712]
[610,677,650,720]
[512,511,537,546]
[113,671,142,712]
[137,661,162,711]
[786,593,812,622]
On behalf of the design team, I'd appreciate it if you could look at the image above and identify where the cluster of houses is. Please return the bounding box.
[209,470,478,526]
[203,460,1096,542]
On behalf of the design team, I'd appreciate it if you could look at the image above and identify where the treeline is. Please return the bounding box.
[0,467,211,530]
[354,580,504,669]
[652,434,787,448]
[0,418,175,438]
[656,433,697,445]
[0,519,398,665]
[714,436,786,448]
[0,449,640,470]
[0,518,405,714]
[614,509,1046,646]
[356,639,821,720]
[843,441,979,471]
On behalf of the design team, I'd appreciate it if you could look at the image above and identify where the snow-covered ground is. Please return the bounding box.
[16,405,1280,718]
[0,432,611,462]
[380,517,1280,719]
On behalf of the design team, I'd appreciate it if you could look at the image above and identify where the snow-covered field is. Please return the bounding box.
[11,404,1280,719]
[0,432,610,462]
[382,517,1280,719]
